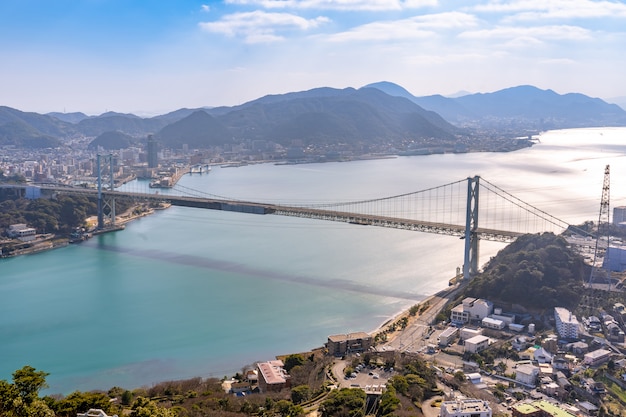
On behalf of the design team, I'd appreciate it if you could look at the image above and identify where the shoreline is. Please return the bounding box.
[371,279,466,345]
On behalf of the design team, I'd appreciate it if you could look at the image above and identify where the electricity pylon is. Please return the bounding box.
[588,164,611,287]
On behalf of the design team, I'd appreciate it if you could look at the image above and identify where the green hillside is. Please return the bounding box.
[464,233,587,310]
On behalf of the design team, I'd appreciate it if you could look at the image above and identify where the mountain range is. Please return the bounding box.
[1,83,625,150]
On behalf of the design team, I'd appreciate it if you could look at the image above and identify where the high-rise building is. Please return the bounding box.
[147,135,158,168]
[614,206,626,225]
[554,307,579,339]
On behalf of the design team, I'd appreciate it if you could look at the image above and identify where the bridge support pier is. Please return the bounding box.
[97,154,116,229]
[463,176,480,280]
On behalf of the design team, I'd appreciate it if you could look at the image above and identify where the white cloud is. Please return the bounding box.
[503,35,544,48]
[473,0,626,20]
[225,0,438,11]
[404,52,488,65]
[460,24,592,42]
[327,20,434,41]
[201,4,211,12]
[199,10,330,43]
[411,11,480,29]
[539,58,576,65]
[326,11,478,42]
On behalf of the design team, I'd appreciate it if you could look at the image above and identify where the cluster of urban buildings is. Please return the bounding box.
[0,135,256,188]
[430,297,626,417]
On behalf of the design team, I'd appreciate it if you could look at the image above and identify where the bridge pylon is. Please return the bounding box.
[97,153,116,229]
[463,176,480,280]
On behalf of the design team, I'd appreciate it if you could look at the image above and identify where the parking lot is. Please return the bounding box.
[332,359,393,389]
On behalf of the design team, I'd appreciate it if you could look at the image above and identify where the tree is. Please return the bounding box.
[390,375,408,395]
[52,391,112,417]
[0,380,17,415]
[291,384,311,404]
[283,354,305,372]
[12,366,49,405]
[130,397,177,417]
[121,390,133,406]
[377,385,400,416]
[319,388,366,417]
[0,366,54,417]
[454,370,466,383]
[274,399,303,417]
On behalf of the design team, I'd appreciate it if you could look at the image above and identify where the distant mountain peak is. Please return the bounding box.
[362,81,415,99]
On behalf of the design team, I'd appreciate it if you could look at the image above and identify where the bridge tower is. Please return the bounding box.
[589,165,611,287]
[97,153,116,229]
[463,176,480,280]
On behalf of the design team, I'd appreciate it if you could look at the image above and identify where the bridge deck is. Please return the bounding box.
[8,184,534,242]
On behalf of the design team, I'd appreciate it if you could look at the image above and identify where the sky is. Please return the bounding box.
[1,0,626,116]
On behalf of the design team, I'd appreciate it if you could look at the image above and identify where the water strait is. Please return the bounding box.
[2,127,626,394]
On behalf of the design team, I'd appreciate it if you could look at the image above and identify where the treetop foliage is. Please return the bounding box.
[465,233,587,310]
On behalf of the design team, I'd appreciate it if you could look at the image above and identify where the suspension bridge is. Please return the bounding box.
[7,171,578,280]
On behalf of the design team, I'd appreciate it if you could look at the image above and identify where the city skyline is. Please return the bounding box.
[1,0,625,116]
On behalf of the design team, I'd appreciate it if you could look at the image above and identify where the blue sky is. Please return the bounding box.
[1,0,625,115]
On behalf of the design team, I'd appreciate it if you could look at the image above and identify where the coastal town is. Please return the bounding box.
[216,274,626,417]
[64,273,626,417]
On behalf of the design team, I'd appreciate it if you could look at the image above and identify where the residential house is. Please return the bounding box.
[542,335,559,354]
[515,363,539,387]
[582,378,606,395]
[583,349,611,367]
[551,355,573,374]
[230,381,251,396]
[577,401,599,416]
[439,326,459,346]
[555,371,571,391]
[606,322,625,343]
[533,347,553,364]
[460,327,482,341]
[464,335,489,353]
[482,317,505,330]
[512,336,531,351]
[568,341,588,355]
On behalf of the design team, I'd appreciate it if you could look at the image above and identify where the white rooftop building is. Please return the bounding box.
[515,363,540,387]
[440,398,492,417]
[7,224,36,242]
[554,307,579,339]
[450,298,493,324]
[464,335,490,353]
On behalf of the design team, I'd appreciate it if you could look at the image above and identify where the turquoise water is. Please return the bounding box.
[2,127,626,393]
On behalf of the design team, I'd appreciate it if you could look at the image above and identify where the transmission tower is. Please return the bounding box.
[588,164,611,287]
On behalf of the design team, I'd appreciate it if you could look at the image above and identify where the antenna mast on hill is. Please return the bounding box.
[589,164,611,288]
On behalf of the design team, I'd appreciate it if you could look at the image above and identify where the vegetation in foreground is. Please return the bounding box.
[1,349,450,417]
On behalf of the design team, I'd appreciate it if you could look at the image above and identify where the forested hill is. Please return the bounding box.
[464,233,587,311]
